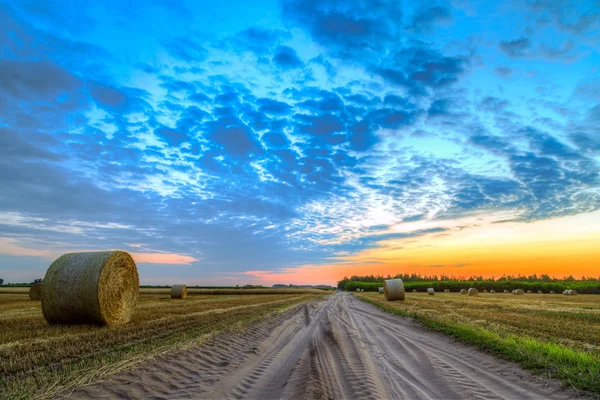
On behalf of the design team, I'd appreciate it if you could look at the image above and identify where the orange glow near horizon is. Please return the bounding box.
[243,210,600,285]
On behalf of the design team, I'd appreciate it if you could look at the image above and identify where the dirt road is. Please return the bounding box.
[72,293,580,399]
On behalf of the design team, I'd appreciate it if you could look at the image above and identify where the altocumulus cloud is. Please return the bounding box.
[0,0,599,284]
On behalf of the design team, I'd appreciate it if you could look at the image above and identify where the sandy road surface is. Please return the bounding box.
[71,293,581,399]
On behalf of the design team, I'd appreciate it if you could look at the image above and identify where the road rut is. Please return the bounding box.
[71,293,583,399]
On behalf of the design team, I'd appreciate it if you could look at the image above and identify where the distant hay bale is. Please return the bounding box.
[538,290,543,294]
[567,289,578,296]
[460,289,467,295]
[468,288,478,296]
[526,290,532,294]
[550,291,555,294]
[29,283,42,300]
[427,288,435,295]
[378,287,384,294]
[444,289,450,293]
[42,251,139,326]
[490,290,496,294]
[384,278,405,301]
[413,289,417,292]
[482,289,488,293]
[563,290,569,295]
[513,289,525,295]
[504,290,509,293]
[171,284,187,299]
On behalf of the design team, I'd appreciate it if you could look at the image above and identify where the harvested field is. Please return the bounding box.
[67,293,580,399]
[140,287,328,295]
[0,292,323,399]
[357,291,600,394]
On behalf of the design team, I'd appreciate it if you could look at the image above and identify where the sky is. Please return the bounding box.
[0,0,599,285]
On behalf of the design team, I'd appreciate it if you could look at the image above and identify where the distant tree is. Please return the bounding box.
[32,278,42,284]
[0,278,4,285]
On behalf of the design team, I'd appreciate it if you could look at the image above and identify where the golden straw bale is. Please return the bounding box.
[384,279,405,301]
[42,251,139,326]
[29,283,42,300]
[171,284,187,299]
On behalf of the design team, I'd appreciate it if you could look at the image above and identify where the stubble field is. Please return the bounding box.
[0,291,325,399]
[357,291,600,394]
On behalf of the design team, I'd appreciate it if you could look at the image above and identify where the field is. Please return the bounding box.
[0,291,324,399]
[356,291,600,394]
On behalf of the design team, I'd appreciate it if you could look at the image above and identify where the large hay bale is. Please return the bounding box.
[384,278,405,301]
[171,284,187,299]
[444,289,450,293]
[567,289,578,296]
[29,283,43,300]
[460,289,467,295]
[468,288,478,296]
[42,251,139,326]
[378,287,384,294]
[427,288,435,295]
[513,289,525,295]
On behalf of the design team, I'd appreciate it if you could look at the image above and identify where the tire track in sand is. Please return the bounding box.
[71,293,586,399]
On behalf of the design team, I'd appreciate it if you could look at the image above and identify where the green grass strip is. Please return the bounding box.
[358,296,600,397]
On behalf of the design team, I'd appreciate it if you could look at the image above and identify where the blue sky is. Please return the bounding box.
[0,0,599,285]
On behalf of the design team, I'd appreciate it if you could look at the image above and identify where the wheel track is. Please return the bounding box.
[71,293,585,400]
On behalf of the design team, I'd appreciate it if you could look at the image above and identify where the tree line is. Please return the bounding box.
[338,274,600,294]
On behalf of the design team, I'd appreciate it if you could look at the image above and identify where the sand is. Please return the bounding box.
[70,292,579,399]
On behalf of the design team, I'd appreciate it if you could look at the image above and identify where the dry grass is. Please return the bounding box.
[357,291,600,393]
[0,292,324,399]
[357,292,600,353]
[141,287,328,295]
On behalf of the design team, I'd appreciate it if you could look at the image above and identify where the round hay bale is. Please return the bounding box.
[482,289,488,293]
[562,290,569,295]
[490,290,496,294]
[171,284,187,299]
[514,289,525,295]
[378,287,384,294]
[468,288,478,296]
[550,291,555,294]
[567,289,577,296]
[42,251,139,326]
[384,278,405,301]
[504,290,509,293]
[526,290,532,294]
[460,289,467,295]
[444,289,450,293]
[412,289,417,293]
[29,283,43,300]
[427,288,435,295]
[538,290,543,294]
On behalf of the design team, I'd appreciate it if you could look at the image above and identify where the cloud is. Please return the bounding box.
[494,66,513,77]
[499,37,532,58]
[130,252,198,264]
[282,0,402,60]
[272,45,304,69]
[407,6,454,33]
[163,36,207,62]
[1,0,599,285]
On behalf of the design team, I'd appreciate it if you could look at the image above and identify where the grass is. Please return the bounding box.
[356,291,600,396]
[0,292,324,399]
